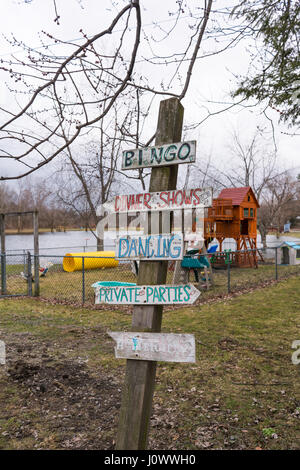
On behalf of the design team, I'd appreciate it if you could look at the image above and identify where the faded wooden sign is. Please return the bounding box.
[122,141,196,170]
[94,283,200,305]
[108,332,196,363]
[115,233,184,260]
[105,187,212,213]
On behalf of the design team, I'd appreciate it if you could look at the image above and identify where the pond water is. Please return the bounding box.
[4,230,300,258]
[5,230,138,257]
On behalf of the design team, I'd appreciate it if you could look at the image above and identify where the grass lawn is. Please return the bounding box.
[0,276,299,450]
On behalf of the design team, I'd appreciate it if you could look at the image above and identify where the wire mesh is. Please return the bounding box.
[1,248,300,307]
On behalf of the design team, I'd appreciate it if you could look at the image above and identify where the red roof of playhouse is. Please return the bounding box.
[217,187,260,207]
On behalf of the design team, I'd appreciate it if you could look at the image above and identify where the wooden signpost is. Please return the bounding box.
[122,140,196,170]
[94,283,200,305]
[108,332,196,363]
[115,233,184,260]
[107,187,212,213]
[88,97,207,450]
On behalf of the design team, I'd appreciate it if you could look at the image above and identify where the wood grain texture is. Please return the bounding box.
[116,97,184,450]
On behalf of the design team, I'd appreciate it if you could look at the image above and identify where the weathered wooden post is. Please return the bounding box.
[116,98,184,450]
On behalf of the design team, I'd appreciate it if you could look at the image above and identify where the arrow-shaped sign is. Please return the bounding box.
[103,187,212,214]
[108,332,196,363]
[94,283,200,305]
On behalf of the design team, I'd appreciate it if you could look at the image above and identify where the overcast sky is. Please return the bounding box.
[0,0,299,184]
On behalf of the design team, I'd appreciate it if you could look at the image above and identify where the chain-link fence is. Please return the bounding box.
[1,248,300,307]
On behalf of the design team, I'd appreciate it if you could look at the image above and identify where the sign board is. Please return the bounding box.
[115,233,184,260]
[106,187,212,213]
[108,332,196,363]
[122,141,196,170]
[94,283,200,305]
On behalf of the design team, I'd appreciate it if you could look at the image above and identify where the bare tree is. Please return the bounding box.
[0,0,259,183]
[53,104,137,249]
[258,172,299,247]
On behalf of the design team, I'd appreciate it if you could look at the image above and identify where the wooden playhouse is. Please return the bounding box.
[204,186,261,267]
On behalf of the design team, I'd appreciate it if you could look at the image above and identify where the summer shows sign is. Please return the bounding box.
[108,187,212,213]
[94,283,200,305]
[115,233,184,260]
[122,141,196,170]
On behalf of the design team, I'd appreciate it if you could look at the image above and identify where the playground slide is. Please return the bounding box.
[63,251,119,272]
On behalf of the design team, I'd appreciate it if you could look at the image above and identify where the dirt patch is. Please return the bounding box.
[1,332,123,450]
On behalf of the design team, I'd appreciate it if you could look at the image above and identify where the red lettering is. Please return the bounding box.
[168,191,176,206]
[136,193,143,210]
[193,188,201,205]
[175,190,183,206]
[115,196,120,212]
[143,193,151,209]
[159,191,169,208]
[183,189,193,205]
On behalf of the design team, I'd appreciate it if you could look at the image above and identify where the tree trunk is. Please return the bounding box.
[96,236,104,252]
[260,227,268,250]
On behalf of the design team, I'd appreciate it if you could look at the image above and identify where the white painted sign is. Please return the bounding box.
[108,332,196,363]
[94,283,200,305]
[105,187,212,213]
[122,141,196,170]
[115,233,184,260]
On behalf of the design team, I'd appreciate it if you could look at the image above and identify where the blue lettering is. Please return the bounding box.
[138,236,147,257]
[183,285,191,302]
[118,238,129,258]
[164,144,177,161]
[146,287,154,302]
[147,236,155,258]
[124,150,134,167]
[169,235,182,259]
[178,143,191,160]
[120,288,129,302]
[151,147,164,164]
[128,238,138,258]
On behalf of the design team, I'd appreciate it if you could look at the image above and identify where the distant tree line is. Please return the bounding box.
[0,178,85,232]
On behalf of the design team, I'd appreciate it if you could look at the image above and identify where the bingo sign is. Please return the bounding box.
[122,141,196,170]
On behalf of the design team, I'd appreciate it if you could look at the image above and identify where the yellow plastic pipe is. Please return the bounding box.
[63,251,118,272]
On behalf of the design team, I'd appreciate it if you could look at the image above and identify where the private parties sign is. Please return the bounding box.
[94,283,200,305]
[122,141,196,170]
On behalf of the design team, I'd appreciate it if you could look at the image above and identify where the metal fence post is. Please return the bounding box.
[227,260,231,294]
[27,252,32,297]
[23,249,26,273]
[1,253,6,295]
[275,247,278,280]
[82,256,85,304]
